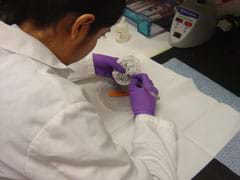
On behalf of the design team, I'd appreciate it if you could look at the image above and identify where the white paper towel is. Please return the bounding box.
[184,103,240,157]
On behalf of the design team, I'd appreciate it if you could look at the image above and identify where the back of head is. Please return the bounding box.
[0,0,126,32]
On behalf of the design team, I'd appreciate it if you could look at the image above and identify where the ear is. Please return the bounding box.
[70,14,95,42]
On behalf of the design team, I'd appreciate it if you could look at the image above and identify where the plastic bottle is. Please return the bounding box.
[115,17,130,43]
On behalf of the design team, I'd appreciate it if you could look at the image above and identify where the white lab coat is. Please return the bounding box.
[0,21,177,180]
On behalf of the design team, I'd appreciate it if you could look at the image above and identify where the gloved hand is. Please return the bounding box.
[128,74,159,116]
[93,53,125,78]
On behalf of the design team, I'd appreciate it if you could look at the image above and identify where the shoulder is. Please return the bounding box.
[2,48,88,104]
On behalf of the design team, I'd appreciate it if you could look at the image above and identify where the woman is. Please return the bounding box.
[0,0,177,179]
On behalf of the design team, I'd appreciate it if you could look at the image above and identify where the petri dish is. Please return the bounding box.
[100,82,132,112]
[112,55,141,86]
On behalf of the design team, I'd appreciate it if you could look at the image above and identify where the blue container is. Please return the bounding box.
[124,0,179,37]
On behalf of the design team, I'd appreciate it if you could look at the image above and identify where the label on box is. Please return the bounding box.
[178,7,200,19]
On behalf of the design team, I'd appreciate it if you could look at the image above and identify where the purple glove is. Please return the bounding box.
[93,53,125,78]
[128,74,159,116]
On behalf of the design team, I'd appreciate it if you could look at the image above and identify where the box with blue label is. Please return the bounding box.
[124,0,182,37]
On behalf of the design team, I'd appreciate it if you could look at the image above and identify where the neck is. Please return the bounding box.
[20,21,72,65]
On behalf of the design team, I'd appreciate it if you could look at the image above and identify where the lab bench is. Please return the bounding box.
[98,16,240,179]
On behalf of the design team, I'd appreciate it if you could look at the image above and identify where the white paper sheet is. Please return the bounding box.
[184,103,240,157]
[177,138,213,180]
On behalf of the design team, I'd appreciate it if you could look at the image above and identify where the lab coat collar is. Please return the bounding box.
[0,21,73,71]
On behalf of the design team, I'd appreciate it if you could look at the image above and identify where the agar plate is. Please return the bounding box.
[100,82,131,112]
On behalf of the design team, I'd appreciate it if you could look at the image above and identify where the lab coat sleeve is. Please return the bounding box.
[24,101,177,180]
[133,114,178,180]
[68,56,96,82]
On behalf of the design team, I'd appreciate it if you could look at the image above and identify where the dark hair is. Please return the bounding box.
[0,0,126,32]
